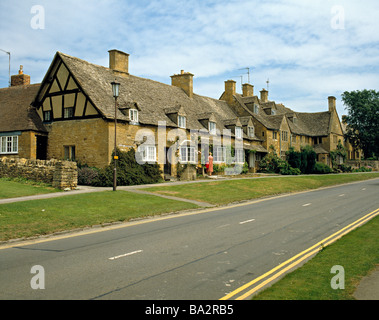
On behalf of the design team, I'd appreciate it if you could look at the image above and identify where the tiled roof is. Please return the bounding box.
[0,84,46,133]
[56,52,238,132]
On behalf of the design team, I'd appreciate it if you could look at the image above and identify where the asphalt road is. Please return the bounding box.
[0,178,378,300]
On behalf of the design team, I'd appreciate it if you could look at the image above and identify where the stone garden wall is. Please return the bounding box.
[0,157,77,190]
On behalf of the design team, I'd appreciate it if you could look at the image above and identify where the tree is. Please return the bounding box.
[341,90,379,159]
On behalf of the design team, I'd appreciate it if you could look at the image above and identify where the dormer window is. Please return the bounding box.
[129,109,138,124]
[235,126,242,139]
[271,109,276,115]
[248,126,255,138]
[209,121,216,135]
[254,104,259,114]
[178,115,186,128]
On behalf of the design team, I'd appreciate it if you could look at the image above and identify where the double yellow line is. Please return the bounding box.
[220,207,379,300]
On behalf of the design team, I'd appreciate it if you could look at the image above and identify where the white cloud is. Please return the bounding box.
[0,0,378,115]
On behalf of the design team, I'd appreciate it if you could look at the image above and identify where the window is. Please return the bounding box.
[64,145,75,160]
[214,146,226,163]
[235,149,245,163]
[235,127,242,139]
[0,136,18,154]
[281,131,288,142]
[272,131,278,140]
[178,115,186,128]
[180,146,196,163]
[271,109,276,115]
[64,107,74,119]
[209,121,216,135]
[292,134,297,143]
[254,104,259,114]
[248,126,255,138]
[43,110,51,122]
[139,145,156,162]
[129,109,139,123]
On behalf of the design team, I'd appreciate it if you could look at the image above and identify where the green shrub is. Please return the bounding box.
[313,162,332,174]
[78,166,100,185]
[353,166,373,172]
[90,148,162,187]
[259,150,300,175]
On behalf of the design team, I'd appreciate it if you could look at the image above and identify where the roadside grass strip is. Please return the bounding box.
[220,208,379,300]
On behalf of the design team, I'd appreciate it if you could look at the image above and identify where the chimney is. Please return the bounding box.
[260,88,268,103]
[171,70,194,98]
[11,65,30,86]
[328,96,336,112]
[222,80,236,105]
[242,83,254,97]
[108,49,129,75]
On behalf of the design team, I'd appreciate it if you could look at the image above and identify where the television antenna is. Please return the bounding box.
[239,67,252,84]
[266,78,270,91]
[232,75,244,91]
[0,49,11,87]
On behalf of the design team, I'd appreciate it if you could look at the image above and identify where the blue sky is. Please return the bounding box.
[1,0,378,117]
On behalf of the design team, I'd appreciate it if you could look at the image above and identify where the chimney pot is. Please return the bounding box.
[11,66,30,86]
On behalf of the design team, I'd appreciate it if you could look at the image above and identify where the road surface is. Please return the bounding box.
[0,178,378,300]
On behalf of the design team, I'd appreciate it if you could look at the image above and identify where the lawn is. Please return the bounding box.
[145,173,379,205]
[0,177,60,199]
[0,191,198,241]
[252,214,379,300]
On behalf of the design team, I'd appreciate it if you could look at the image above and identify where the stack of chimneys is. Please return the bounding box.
[11,65,30,86]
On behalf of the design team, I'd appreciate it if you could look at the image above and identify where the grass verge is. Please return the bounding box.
[252,214,379,300]
[0,177,60,199]
[0,191,198,242]
[145,173,379,205]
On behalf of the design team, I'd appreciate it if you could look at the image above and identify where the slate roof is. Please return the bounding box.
[0,84,47,133]
[53,52,238,133]
[235,93,332,137]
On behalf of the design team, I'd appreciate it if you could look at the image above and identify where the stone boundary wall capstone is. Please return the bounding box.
[0,158,77,190]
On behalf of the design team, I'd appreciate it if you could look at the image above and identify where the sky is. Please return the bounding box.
[1,0,378,117]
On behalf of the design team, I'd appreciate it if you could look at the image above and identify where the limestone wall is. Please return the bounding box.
[0,157,77,189]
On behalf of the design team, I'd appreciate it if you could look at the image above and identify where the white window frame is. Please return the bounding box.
[235,148,245,164]
[213,146,226,163]
[178,115,186,129]
[129,109,139,124]
[235,126,243,139]
[0,136,18,154]
[180,146,196,163]
[254,104,259,114]
[140,145,156,162]
[209,121,216,135]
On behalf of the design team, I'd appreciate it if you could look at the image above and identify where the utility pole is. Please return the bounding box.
[0,49,11,87]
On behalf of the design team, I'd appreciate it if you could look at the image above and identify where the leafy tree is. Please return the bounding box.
[341,90,379,159]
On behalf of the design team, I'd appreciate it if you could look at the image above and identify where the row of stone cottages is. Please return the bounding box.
[0,49,360,180]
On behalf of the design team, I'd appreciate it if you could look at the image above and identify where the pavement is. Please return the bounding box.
[1,175,378,300]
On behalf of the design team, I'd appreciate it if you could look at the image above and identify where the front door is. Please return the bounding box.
[36,135,48,160]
